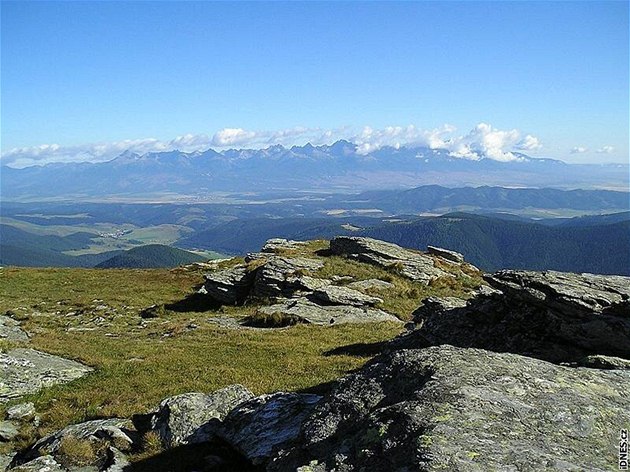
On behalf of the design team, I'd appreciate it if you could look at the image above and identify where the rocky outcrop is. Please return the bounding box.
[485,269,630,316]
[199,238,442,325]
[219,392,321,466]
[329,236,452,283]
[148,385,254,447]
[0,348,92,403]
[397,270,630,363]
[201,265,255,305]
[251,256,324,299]
[270,345,630,472]
[256,299,400,325]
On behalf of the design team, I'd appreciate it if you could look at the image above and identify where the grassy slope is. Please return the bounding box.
[94,244,207,268]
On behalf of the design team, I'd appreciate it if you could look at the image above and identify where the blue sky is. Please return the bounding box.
[1,1,628,166]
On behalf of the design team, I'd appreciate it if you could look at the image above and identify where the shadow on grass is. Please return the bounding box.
[322,340,389,358]
[129,439,262,472]
[165,292,222,313]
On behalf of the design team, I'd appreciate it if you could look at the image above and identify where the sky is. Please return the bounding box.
[1,1,628,167]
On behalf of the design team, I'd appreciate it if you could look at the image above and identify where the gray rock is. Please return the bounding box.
[0,316,29,342]
[271,345,630,472]
[0,420,19,441]
[202,265,255,305]
[0,349,92,403]
[149,385,254,447]
[257,298,401,325]
[577,355,630,370]
[427,245,465,263]
[485,269,630,315]
[0,453,15,471]
[310,285,382,307]
[397,270,630,364]
[10,455,65,472]
[252,257,324,299]
[7,402,36,421]
[11,418,132,468]
[219,392,321,465]
[347,279,394,292]
[101,447,129,472]
[411,296,468,324]
[330,236,451,284]
[261,238,308,254]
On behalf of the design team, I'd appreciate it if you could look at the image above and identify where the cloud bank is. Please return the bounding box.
[1,123,543,168]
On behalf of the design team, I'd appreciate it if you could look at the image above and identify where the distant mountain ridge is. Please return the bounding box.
[3,141,627,199]
[178,211,630,275]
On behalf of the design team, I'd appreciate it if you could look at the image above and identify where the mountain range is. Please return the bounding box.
[2,141,628,199]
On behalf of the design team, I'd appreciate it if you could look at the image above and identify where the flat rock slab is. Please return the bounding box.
[330,236,451,284]
[427,245,465,263]
[220,392,321,465]
[261,238,309,254]
[0,348,93,403]
[0,316,29,342]
[486,270,630,315]
[271,345,630,471]
[310,285,382,307]
[257,298,401,325]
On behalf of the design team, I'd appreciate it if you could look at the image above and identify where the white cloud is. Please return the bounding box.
[596,145,614,154]
[1,123,543,167]
[570,146,588,154]
[210,128,258,147]
[516,134,542,151]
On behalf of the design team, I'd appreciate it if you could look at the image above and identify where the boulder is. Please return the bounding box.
[271,345,630,472]
[10,418,132,469]
[427,245,465,263]
[202,265,255,305]
[310,285,382,307]
[329,236,451,284]
[0,315,29,342]
[261,238,308,254]
[0,420,19,441]
[0,348,92,403]
[7,402,36,421]
[219,392,321,465]
[252,257,324,299]
[398,270,630,363]
[149,385,254,447]
[256,299,401,326]
[9,455,65,472]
